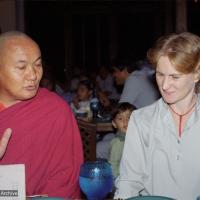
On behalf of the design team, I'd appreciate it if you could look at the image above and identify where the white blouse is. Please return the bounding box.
[114,95,200,200]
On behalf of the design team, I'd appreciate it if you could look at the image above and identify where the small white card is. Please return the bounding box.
[0,164,25,200]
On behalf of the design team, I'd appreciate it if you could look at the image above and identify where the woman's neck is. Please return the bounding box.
[168,92,197,137]
[169,93,197,115]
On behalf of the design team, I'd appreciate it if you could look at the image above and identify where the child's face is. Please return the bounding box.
[97,91,110,107]
[112,110,132,133]
[77,85,92,101]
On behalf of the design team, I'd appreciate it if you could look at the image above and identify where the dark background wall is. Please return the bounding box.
[24,1,200,83]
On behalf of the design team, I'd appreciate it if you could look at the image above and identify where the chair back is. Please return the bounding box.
[77,119,97,161]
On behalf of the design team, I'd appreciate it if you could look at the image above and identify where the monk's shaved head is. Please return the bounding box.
[0,31,40,57]
[0,31,40,66]
[0,31,33,46]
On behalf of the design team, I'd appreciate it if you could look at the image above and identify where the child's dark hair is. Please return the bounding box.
[78,79,95,97]
[112,102,136,119]
[78,79,93,90]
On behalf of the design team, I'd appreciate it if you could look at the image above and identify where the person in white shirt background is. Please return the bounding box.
[114,32,200,200]
[112,59,160,108]
[96,65,120,101]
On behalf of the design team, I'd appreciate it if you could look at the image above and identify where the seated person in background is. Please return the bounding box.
[61,70,88,105]
[96,91,118,160]
[96,132,115,160]
[40,76,55,91]
[71,79,94,117]
[97,90,117,117]
[70,66,88,93]
[96,65,120,101]
[61,89,75,104]
[108,102,136,179]
[112,60,160,108]
[54,80,65,96]
[40,63,55,91]
[0,31,83,198]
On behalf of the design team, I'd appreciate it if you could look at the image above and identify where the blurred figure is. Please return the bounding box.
[40,62,55,91]
[97,90,113,115]
[96,91,118,160]
[113,61,160,108]
[71,79,94,116]
[96,66,120,100]
[70,66,88,93]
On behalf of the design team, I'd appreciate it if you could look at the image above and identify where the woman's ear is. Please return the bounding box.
[194,69,200,83]
[112,120,117,129]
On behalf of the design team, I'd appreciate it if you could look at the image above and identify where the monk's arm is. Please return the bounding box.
[0,128,12,159]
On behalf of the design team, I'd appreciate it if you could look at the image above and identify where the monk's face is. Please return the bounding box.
[0,36,43,106]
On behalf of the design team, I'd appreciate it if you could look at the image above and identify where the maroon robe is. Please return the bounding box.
[0,88,83,198]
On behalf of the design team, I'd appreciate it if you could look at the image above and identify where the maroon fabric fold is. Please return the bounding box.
[0,88,83,198]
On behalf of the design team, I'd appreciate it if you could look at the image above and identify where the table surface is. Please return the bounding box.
[76,117,113,132]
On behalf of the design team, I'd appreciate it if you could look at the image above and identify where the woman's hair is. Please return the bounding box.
[147,32,200,74]
[112,102,136,119]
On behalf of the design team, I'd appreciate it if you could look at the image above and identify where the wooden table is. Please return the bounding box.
[76,117,113,133]
[96,121,113,132]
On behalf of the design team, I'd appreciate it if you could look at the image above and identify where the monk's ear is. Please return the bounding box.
[194,69,200,83]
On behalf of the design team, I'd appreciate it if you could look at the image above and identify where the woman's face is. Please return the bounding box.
[156,56,199,105]
[77,84,92,101]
